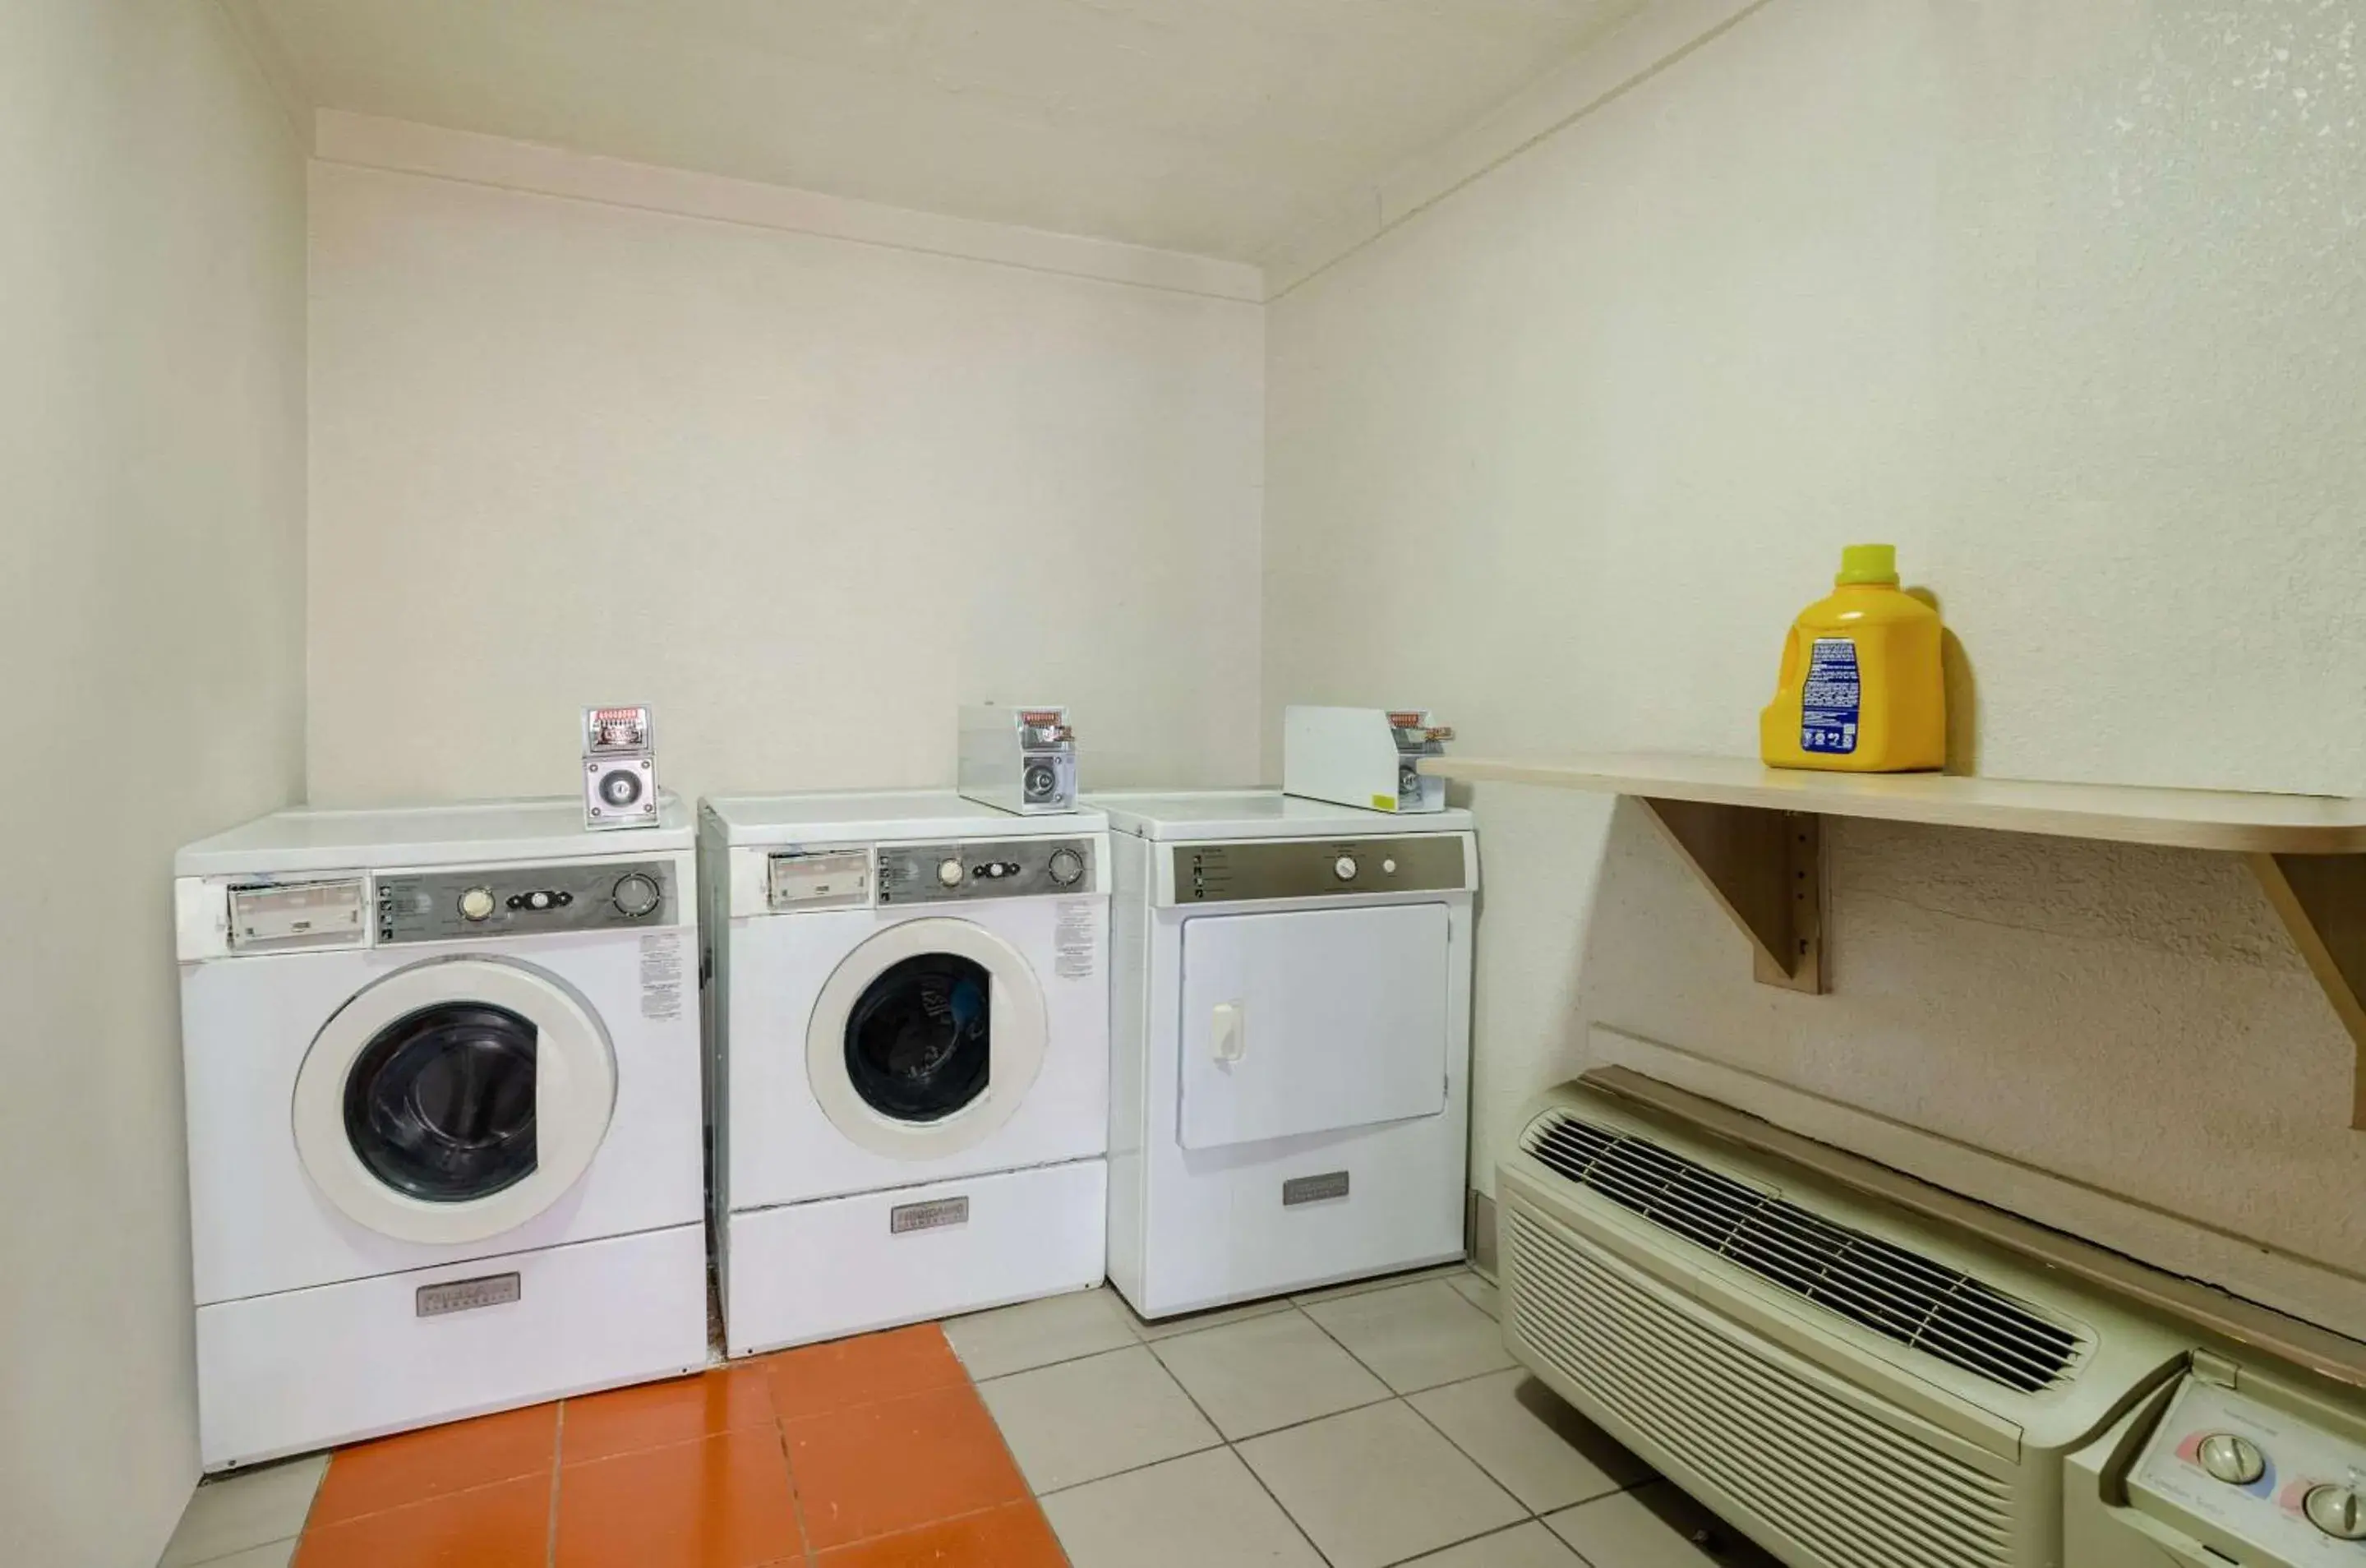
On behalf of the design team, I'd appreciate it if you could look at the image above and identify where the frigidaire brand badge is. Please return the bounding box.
[415,1271,522,1317]
[1283,1171,1351,1207]
[890,1197,971,1234]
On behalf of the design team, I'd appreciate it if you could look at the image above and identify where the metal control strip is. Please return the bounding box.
[376,860,676,943]
[1173,835,1469,904]
[878,838,1095,905]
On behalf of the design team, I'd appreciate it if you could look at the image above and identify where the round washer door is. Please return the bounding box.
[293,957,618,1245]
[806,916,1047,1160]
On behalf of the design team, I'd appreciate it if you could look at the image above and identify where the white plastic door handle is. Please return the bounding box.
[1211,1001,1244,1063]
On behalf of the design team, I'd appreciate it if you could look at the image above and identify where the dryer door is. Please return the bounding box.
[1177,902,1450,1151]
[806,916,1048,1160]
[293,957,618,1245]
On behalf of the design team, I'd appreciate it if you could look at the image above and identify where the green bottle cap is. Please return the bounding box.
[1837,543,1898,586]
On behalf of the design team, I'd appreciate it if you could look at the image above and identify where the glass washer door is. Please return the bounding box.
[806,917,1046,1160]
[842,952,994,1123]
[293,957,618,1246]
[343,1001,541,1202]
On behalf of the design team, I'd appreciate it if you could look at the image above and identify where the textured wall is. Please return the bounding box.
[0,2,308,1561]
[1266,0,2366,1328]
[307,158,1265,806]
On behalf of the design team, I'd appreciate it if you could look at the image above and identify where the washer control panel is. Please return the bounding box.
[376,861,676,943]
[876,838,1095,905]
[2130,1376,2366,1564]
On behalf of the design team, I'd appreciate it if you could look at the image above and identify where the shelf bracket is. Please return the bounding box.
[1640,799,1824,994]
[2248,853,2366,1129]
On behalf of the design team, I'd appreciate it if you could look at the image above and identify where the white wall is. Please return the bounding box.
[307,145,1265,805]
[1266,0,2366,1330]
[0,2,307,1561]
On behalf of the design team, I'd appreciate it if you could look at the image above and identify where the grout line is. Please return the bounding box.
[1231,1434,1341,1568]
[1102,1322,1338,1566]
[1028,1433,1234,1501]
[775,1415,815,1566]
[545,1401,564,1568]
[1395,1390,1534,1523]
[1391,1520,1558,1566]
[1288,1261,1474,1312]
[973,1338,1152,1390]
[1381,1390,1533,1542]
[1291,1294,1404,1394]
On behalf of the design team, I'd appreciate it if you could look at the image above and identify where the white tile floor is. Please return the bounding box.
[951,1266,1781,1568]
[155,1453,323,1568]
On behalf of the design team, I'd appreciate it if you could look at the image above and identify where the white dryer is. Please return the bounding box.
[701,791,1109,1355]
[1091,791,1477,1319]
[175,799,707,1470]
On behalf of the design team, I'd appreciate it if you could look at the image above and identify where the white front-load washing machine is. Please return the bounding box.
[700,791,1109,1355]
[1089,791,1477,1320]
[175,798,707,1470]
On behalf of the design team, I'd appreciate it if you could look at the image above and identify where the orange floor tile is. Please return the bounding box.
[306,1403,557,1529]
[287,1323,1065,1567]
[556,1427,801,1568]
[782,1385,1030,1552]
[561,1362,777,1467]
[295,1472,550,1568]
[760,1321,971,1423]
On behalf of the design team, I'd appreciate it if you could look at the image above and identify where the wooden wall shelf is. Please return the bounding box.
[1420,752,2366,1126]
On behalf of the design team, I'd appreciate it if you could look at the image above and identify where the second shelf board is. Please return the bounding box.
[1419,751,2366,855]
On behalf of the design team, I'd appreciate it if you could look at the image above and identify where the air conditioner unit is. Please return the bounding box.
[1499,1077,2193,1568]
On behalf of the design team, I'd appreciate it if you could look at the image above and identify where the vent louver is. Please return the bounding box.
[1521,1111,2083,1395]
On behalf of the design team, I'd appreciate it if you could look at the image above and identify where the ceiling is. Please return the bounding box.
[248,0,1647,261]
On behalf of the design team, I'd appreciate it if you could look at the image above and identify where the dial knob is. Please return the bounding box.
[2197,1434,2265,1487]
[458,886,496,922]
[611,872,662,918]
[1048,847,1085,886]
[1334,855,1358,881]
[2306,1485,2366,1540]
[938,858,966,888]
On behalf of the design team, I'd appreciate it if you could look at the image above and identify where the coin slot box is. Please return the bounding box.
[229,880,367,952]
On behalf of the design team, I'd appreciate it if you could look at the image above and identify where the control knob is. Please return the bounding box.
[2306,1484,2366,1541]
[1048,847,1085,887]
[2197,1434,2264,1487]
[1334,855,1358,882]
[458,886,497,922]
[611,873,662,918]
[938,858,966,888]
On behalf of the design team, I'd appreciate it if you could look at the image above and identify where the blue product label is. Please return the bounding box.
[1800,637,1860,754]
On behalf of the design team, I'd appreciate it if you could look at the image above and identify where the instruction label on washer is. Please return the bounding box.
[1055,900,1098,980]
[640,932,685,1020]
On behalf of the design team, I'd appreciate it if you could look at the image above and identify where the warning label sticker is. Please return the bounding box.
[639,931,685,1021]
[1800,637,1861,755]
[1055,900,1099,980]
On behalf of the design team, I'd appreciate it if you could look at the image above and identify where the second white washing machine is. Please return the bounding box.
[1091,791,1478,1320]
[701,791,1111,1354]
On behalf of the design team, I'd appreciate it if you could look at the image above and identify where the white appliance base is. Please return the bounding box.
[197,1223,708,1471]
[723,1159,1106,1357]
[1114,1118,1469,1321]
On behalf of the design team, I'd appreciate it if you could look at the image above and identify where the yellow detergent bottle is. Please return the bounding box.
[1759,544,1945,772]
